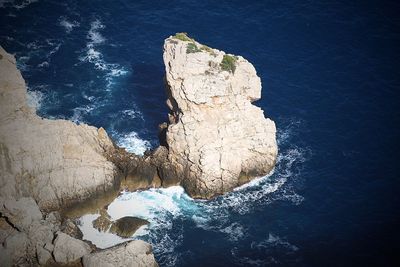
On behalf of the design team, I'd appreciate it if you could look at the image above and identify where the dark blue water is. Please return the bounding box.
[1,0,399,266]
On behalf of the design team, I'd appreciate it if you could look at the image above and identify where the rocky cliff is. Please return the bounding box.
[0,46,158,266]
[0,47,121,211]
[160,33,278,198]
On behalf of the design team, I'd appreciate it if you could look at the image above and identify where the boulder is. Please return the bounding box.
[160,33,278,198]
[82,240,158,267]
[53,231,92,264]
[1,197,42,232]
[109,216,149,238]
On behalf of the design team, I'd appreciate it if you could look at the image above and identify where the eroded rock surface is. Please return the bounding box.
[160,33,278,198]
[0,47,119,211]
[82,240,158,267]
[0,46,158,266]
[53,231,92,264]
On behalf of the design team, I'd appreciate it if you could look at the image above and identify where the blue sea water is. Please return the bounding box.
[1,0,399,266]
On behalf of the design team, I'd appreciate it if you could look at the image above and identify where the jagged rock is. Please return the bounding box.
[60,218,83,240]
[160,33,278,198]
[0,197,42,232]
[28,222,54,249]
[0,217,17,244]
[92,209,112,232]
[36,244,52,265]
[0,231,29,266]
[82,240,158,267]
[45,211,62,231]
[109,216,149,238]
[53,231,92,264]
[0,46,119,211]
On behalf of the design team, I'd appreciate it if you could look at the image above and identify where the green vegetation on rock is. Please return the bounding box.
[220,54,238,73]
[186,42,202,53]
[173,32,193,42]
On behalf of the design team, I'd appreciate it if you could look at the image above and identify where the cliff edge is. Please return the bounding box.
[0,46,119,211]
[160,33,278,198]
[0,46,158,266]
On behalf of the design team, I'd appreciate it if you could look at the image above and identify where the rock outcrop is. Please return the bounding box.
[82,240,158,267]
[0,47,119,211]
[160,33,278,198]
[53,231,92,264]
[0,46,158,266]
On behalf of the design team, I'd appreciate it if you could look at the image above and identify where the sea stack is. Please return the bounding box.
[161,33,278,198]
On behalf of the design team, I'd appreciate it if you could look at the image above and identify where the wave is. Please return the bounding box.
[26,89,43,111]
[70,105,95,124]
[115,131,151,156]
[79,19,128,89]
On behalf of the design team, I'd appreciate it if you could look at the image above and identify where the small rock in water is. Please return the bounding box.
[109,216,149,238]
[92,209,112,232]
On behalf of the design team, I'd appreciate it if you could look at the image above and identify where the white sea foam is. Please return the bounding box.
[251,233,299,252]
[26,90,43,110]
[4,0,38,9]
[122,109,140,119]
[79,19,128,83]
[78,119,308,265]
[70,105,94,124]
[116,132,151,156]
[87,19,106,44]
[59,17,79,33]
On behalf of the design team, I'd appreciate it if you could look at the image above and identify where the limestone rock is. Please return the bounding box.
[82,240,158,267]
[1,231,29,266]
[109,216,149,238]
[36,244,52,265]
[0,46,118,211]
[161,33,278,198]
[0,197,42,231]
[53,231,92,264]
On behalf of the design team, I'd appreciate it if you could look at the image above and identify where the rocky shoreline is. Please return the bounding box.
[0,33,277,266]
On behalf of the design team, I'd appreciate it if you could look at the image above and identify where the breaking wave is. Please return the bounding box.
[26,89,43,111]
[115,131,151,156]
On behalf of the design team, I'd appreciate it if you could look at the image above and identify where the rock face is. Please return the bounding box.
[161,33,278,198]
[53,231,92,263]
[0,46,119,211]
[0,46,158,266]
[82,240,158,267]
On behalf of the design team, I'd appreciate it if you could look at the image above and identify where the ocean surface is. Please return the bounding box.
[1,0,399,266]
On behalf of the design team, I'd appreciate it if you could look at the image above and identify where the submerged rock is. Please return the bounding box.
[159,33,278,198]
[109,216,149,238]
[92,209,112,232]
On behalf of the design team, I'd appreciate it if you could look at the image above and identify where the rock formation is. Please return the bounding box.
[0,46,120,211]
[159,33,278,198]
[0,46,158,266]
[83,240,158,267]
